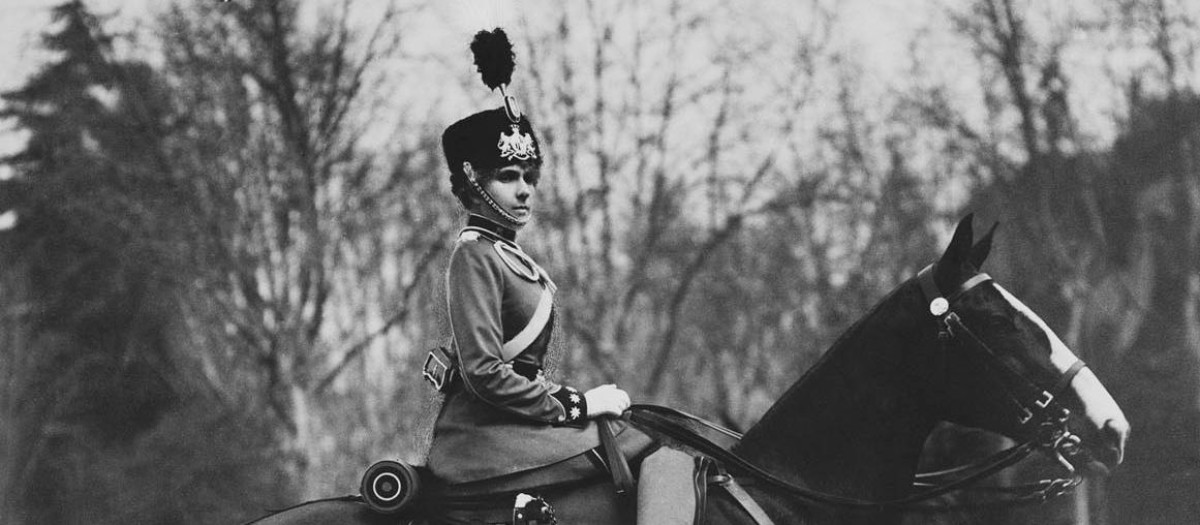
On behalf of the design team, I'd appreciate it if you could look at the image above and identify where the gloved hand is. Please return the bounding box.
[584,384,631,418]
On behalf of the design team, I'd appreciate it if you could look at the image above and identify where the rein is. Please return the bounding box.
[630,405,1064,512]
[628,265,1090,512]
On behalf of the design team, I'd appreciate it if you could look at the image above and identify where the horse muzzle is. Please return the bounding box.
[1071,417,1129,476]
[1093,418,1130,472]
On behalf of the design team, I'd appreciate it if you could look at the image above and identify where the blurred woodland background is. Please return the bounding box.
[1,0,1199,523]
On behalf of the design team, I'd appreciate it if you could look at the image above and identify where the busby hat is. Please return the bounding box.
[443,107,541,173]
[444,29,542,200]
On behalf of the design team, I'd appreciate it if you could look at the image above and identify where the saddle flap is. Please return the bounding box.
[627,405,742,457]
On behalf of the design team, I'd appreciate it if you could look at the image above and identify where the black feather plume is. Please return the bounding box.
[470,28,515,90]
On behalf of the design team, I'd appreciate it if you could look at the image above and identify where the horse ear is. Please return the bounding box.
[940,213,975,266]
[969,221,999,269]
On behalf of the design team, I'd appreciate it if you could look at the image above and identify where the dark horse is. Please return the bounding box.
[247,216,1129,524]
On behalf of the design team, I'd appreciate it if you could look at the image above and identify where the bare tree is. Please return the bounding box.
[155,0,445,497]
[511,1,843,416]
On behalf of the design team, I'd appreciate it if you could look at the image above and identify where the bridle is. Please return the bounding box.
[911,263,1089,505]
[628,263,1092,511]
[916,265,1087,431]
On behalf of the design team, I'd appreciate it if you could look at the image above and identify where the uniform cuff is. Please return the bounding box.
[550,385,587,426]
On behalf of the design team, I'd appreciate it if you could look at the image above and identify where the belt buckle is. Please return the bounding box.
[422,347,454,392]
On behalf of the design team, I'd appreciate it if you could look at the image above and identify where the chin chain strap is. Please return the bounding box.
[466,174,527,227]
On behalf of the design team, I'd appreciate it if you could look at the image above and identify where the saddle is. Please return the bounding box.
[359,406,774,525]
[415,419,655,525]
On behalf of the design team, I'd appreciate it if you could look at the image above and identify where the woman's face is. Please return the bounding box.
[473,162,540,225]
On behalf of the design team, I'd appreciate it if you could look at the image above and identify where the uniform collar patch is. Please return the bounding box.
[466,214,517,243]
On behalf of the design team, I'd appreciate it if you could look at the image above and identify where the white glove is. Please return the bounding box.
[584,384,631,418]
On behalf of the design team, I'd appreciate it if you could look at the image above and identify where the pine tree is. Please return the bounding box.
[0,2,178,523]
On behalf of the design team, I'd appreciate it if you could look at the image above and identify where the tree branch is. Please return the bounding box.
[313,240,444,394]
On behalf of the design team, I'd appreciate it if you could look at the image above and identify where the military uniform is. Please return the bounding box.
[426,32,694,523]
[426,215,600,483]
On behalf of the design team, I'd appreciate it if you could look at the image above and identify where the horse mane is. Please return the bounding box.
[738,277,924,447]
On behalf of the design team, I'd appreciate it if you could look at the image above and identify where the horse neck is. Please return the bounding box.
[736,283,937,502]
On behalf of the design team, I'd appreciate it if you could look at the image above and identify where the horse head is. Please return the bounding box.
[923,214,1129,475]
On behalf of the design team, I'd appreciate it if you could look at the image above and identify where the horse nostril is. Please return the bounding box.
[1105,418,1130,438]
[1102,418,1129,465]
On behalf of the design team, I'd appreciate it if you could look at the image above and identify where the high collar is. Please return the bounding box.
[467,214,518,243]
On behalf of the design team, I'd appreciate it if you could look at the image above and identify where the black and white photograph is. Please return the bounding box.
[1,1,1196,523]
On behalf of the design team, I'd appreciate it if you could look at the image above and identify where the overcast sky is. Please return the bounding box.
[0,0,925,157]
[5,0,1186,175]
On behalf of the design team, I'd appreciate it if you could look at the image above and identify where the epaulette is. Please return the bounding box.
[458,230,482,243]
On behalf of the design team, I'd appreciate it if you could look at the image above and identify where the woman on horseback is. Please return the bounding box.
[423,29,694,524]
